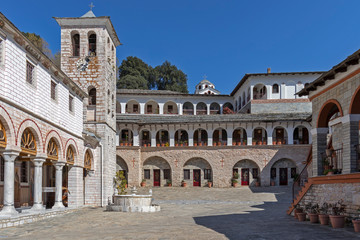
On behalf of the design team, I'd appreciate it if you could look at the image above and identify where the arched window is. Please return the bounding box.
[272,84,279,94]
[89,88,96,105]
[0,120,6,148]
[47,138,59,160]
[88,34,97,56]
[72,34,80,57]
[66,146,75,164]
[84,150,92,170]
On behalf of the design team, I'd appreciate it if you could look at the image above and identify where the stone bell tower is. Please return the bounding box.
[54,9,121,206]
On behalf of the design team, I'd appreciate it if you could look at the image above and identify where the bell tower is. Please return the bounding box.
[54,10,121,206]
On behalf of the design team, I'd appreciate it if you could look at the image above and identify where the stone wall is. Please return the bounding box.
[251,101,311,114]
[298,183,360,218]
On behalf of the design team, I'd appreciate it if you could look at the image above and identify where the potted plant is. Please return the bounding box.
[114,171,127,195]
[270,179,275,186]
[255,178,260,187]
[166,179,172,187]
[140,179,146,187]
[231,178,238,187]
[194,143,198,147]
[294,204,303,219]
[243,140,247,145]
[181,180,187,187]
[296,205,307,221]
[157,143,160,147]
[319,202,330,225]
[207,180,213,188]
[329,200,346,228]
[306,203,319,223]
[352,207,360,232]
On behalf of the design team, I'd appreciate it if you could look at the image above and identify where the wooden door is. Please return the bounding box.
[241,168,249,185]
[153,169,160,186]
[279,168,288,185]
[193,169,201,186]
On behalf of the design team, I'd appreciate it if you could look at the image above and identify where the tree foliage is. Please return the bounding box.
[117,57,188,93]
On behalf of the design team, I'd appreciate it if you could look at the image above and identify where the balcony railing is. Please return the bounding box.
[273,137,288,145]
[196,109,207,115]
[252,138,267,145]
[183,109,194,115]
[293,138,309,144]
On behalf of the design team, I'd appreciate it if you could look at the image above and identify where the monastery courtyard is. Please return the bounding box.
[0,187,358,240]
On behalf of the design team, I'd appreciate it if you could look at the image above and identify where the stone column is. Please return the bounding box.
[159,103,164,115]
[287,127,294,145]
[206,104,210,115]
[220,104,223,115]
[151,130,156,147]
[140,103,145,114]
[52,162,65,209]
[188,130,194,146]
[208,129,213,146]
[311,128,328,177]
[30,157,46,211]
[0,150,20,216]
[133,130,139,147]
[194,104,197,115]
[246,128,252,146]
[342,114,360,173]
[120,103,126,114]
[179,103,183,115]
[267,127,273,145]
[169,129,175,147]
[227,129,233,146]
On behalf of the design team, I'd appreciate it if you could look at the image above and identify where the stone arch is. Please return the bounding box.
[183,157,212,187]
[272,126,288,145]
[0,105,16,147]
[193,128,208,146]
[252,127,267,145]
[143,156,172,187]
[88,86,96,106]
[210,102,220,114]
[88,31,97,56]
[164,101,178,114]
[140,129,151,147]
[145,100,159,114]
[212,128,227,146]
[63,138,79,164]
[125,99,140,114]
[46,137,62,161]
[17,121,43,155]
[317,99,343,128]
[272,83,279,94]
[232,127,247,145]
[70,30,80,57]
[174,129,188,146]
[222,102,234,114]
[119,129,133,146]
[183,102,194,115]
[196,102,207,115]
[293,125,310,144]
[349,85,360,114]
[270,158,297,186]
[84,148,93,170]
[44,130,63,158]
[233,159,260,186]
[65,144,76,165]
[116,156,129,182]
[156,129,169,146]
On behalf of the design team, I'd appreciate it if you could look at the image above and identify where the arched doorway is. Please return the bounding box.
[116,156,129,184]
[126,100,140,114]
[233,159,260,186]
[270,159,297,186]
[210,102,220,114]
[293,126,309,144]
[272,127,288,145]
[193,129,208,146]
[232,128,247,145]
[196,102,207,115]
[183,158,212,187]
[175,129,188,146]
[183,102,194,115]
[156,130,169,147]
[212,128,227,146]
[253,84,267,100]
[119,129,133,146]
[164,101,178,114]
[140,130,151,147]
[252,127,267,145]
[145,100,159,114]
[143,157,171,187]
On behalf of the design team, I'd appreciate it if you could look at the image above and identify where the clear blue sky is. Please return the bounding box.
[2,0,360,94]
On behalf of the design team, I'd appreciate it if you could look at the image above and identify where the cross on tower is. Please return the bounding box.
[132,158,136,168]
[203,74,207,80]
[220,158,225,168]
[175,159,179,167]
[89,2,95,10]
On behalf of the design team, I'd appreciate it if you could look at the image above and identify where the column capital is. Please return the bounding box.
[32,156,46,166]
[54,161,66,170]
[2,149,20,161]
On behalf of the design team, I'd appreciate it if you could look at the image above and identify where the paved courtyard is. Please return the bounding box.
[0,186,359,240]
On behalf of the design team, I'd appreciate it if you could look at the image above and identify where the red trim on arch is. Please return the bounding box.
[0,104,17,142]
[316,99,344,128]
[44,130,64,153]
[16,119,43,146]
[349,85,360,114]
[64,138,79,157]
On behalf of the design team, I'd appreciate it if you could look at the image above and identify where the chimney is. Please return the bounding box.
[267,68,271,74]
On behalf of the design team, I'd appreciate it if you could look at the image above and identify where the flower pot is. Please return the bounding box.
[120,143,124,146]
[329,215,345,228]
[194,143,198,147]
[168,184,172,187]
[232,183,238,187]
[308,213,319,223]
[199,143,202,146]
[175,144,179,147]
[273,141,276,145]
[294,209,302,219]
[243,142,246,145]
[182,182,187,187]
[125,143,128,146]
[208,182,212,188]
[232,142,236,146]
[255,181,260,187]
[157,144,160,147]
[326,171,334,176]
[352,219,360,232]
[143,144,147,147]
[270,181,275,186]
[213,142,217,146]
[297,212,307,222]
[141,182,146,187]
[259,142,262,145]
[319,214,329,225]
[161,143,165,147]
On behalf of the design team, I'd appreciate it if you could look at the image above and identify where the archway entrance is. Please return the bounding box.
[233,160,260,186]
[143,157,171,187]
[183,158,212,187]
[270,159,296,186]
[116,156,129,184]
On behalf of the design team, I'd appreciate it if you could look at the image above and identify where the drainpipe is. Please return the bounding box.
[99,141,104,207]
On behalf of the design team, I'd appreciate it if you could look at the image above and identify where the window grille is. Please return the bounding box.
[21,161,28,183]
[51,81,57,100]
[26,61,34,84]
[204,169,212,180]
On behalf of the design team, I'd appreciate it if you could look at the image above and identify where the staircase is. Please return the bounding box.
[286,179,313,215]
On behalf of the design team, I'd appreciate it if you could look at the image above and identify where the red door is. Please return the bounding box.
[279,168,288,185]
[241,168,249,185]
[153,169,160,186]
[193,170,201,186]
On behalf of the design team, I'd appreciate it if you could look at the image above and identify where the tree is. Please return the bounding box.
[117,56,155,89]
[22,32,52,58]
[154,61,188,93]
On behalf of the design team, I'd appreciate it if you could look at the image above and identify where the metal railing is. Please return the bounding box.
[292,146,312,202]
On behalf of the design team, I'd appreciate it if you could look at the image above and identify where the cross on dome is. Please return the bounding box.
[89,2,95,10]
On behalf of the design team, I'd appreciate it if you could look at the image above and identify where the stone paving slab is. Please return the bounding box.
[0,186,359,240]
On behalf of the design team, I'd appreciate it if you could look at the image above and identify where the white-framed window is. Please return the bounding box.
[69,95,74,112]
[26,60,35,85]
[50,80,57,101]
